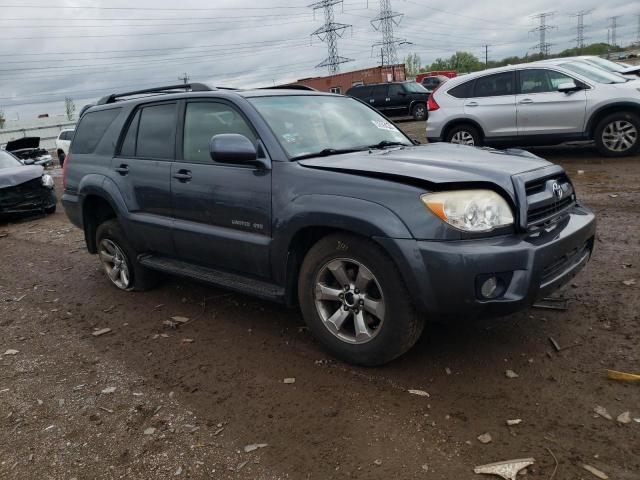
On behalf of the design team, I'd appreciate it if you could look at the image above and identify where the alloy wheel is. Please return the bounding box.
[602,120,638,153]
[414,104,427,120]
[450,131,475,145]
[98,239,131,290]
[314,258,385,345]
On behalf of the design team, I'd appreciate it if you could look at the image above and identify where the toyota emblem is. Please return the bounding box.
[552,182,563,200]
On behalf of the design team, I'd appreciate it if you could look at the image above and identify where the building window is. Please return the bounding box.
[329,86,341,94]
[351,80,364,86]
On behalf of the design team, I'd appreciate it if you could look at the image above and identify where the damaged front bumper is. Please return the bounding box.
[0,178,56,215]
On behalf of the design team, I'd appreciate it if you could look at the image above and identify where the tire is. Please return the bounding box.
[95,219,158,292]
[594,112,640,157]
[445,124,482,147]
[298,233,424,366]
[411,103,427,121]
[58,151,65,167]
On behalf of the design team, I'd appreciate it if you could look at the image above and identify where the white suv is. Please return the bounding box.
[426,60,640,156]
[55,129,74,166]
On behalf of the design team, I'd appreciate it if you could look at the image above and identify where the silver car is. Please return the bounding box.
[426,61,640,156]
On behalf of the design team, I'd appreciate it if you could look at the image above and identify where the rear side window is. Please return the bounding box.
[71,108,120,154]
[120,110,141,157]
[347,86,369,98]
[372,85,388,97]
[59,131,74,141]
[473,72,514,97]
[134,103,177,159]
[447,81,474,98]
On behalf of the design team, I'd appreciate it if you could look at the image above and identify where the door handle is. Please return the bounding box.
[466,102,479,107]
[385,98,391,102]
[369,99,375,103]
[519,99,534,104]
[114,164,129,175]
[172,170,192,182]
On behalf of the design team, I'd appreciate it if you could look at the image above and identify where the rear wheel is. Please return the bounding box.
[95,220,158,291]
[446,124,482,146]
[57,151,65,166]
[594,112,640,157]
[298,233,424,366]
[412,103,427,121]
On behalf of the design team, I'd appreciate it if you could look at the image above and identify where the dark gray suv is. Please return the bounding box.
[62,83,596,366]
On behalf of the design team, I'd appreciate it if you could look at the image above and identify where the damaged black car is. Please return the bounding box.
[5,137,54,167]
[0,149,57,218]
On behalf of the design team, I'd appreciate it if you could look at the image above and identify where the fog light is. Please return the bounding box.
[480,276,499,299]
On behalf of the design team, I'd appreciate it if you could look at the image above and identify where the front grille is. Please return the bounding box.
[524,173,575,228]
[0,178,47,211]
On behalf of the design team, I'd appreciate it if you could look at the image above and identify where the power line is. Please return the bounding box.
[0,4,309,11]
[530,12,556,58]
[608,16,619,47]
[570,9,592,53]
[370,0,407,66]
[310,0,353,74]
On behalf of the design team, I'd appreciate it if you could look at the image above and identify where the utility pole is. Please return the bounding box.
[530,12,556,58]
[483,44,490,66]
[309,0,353,74]
[608,16,619,47]
[178,73,190,85]
[370,0,406,67]
[571,9,592,53]
[635,14,640,45]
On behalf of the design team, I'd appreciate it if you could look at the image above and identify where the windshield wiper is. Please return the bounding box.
[290,148,362,161]
[366,140,409,150]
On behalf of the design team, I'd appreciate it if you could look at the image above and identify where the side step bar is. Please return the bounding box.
[138,255,285,302]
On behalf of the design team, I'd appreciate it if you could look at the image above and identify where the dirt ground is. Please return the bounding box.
[1,125,639,479]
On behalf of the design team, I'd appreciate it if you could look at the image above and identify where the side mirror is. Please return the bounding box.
[558,81,579,93]
[209,133,263,166]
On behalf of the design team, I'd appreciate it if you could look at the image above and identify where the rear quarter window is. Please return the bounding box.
[71,108,121,154]
[447,81,474,98]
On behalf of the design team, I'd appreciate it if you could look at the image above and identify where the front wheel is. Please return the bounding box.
[412,103,427,121]
[445,124,482,146]
[594,112,640,157]
[298,233,424,366]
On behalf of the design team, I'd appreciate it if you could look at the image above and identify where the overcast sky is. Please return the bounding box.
[0,0,638,121]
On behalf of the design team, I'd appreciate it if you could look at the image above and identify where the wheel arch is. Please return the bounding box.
[586,102,640,137]
[82,194,118,253]
[441,118,485,142]
[272,195,413,306]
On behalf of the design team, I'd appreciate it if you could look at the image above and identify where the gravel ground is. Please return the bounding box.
[1,126,639,479]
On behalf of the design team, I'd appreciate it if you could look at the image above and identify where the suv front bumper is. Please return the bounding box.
[376,204,596,318]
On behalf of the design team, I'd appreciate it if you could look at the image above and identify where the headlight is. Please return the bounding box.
[41,174,54,189]
[421,189,514,232]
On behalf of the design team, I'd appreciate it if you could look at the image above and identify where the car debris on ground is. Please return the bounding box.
[582,464,609,479]
[473,458,535,480]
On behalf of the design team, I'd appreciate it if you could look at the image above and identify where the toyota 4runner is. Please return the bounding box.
[63,83,596,366]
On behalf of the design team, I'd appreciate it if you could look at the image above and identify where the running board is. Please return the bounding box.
[138,255,285,302]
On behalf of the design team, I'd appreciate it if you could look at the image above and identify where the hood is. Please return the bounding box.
[299,143,552,193]
[620,65,640,75]
[0,165,44,189]
[5,137,41,152]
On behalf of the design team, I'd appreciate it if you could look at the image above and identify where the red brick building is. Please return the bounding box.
[295,64,406,94]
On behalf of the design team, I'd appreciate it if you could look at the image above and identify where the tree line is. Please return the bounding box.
[404,42,629,77]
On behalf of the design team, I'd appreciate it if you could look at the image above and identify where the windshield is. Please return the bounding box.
[0,150,22,168]
[249,95,412,159]
[561,61,627,84]
[584,56,630,71]
[404,82,428,93]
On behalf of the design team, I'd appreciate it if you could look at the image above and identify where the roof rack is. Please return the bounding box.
[260,84,317,91]
[96,83,212,105]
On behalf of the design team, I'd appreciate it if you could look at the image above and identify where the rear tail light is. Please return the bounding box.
[62,153,70,189]
[427,83,442,111]
[427,94,440,111]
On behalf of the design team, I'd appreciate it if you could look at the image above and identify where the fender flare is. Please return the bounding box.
[271,194,412,288]
[585,101,640,135]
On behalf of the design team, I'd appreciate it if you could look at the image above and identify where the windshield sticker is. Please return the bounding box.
[282,133,298,144]
[371,120,397,131]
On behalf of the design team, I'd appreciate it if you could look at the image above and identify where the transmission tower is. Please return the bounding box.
[571,9,592,52]
[178,73,190,85]
[608,16,619,46]
[530,12,556,58]
[370,0,406,66]
[309,0,353,74]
